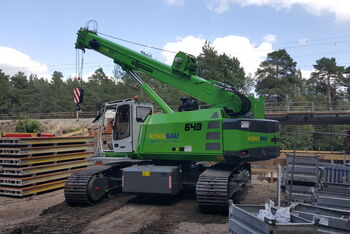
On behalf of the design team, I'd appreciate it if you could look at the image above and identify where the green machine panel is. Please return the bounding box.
[137,109,225,162]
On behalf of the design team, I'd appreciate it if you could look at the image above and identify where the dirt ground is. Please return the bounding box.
[0,119,97,136]
[0,178,277,234]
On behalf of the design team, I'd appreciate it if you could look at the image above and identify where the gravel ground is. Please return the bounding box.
[0,179,277,234]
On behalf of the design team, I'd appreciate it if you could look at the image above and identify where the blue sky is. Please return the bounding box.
[1,0,350,80]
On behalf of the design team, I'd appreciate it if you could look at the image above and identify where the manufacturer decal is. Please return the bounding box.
[131,60,153,73]
[248,136,268,142]
[149,133,179,140]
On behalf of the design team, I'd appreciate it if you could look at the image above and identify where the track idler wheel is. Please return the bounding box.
[87,174,109,203]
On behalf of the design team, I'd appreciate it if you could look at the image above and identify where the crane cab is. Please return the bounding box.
[98,99,153,155]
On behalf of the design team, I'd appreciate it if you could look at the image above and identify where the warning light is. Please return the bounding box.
[133,96,139,100]
[241,151,249,157]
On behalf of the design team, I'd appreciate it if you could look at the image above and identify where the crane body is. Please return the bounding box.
[65,26,280,210]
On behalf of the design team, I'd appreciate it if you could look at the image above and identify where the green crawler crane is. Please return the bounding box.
[64,23,280,211]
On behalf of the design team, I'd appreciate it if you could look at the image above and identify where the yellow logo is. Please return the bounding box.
[248,136,267,141]
[248,136,260,141]
[149,133,166,140]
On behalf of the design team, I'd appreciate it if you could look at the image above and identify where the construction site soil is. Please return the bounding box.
[0,119,96,136]
[0,179,277,234]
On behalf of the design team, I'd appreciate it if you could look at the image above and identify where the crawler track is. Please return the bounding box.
[196,168,232,209]
[65,165,112,205]
[196,164,251,211]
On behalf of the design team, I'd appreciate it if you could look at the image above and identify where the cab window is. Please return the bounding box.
[136,106,152,122]
[113,104,130,140]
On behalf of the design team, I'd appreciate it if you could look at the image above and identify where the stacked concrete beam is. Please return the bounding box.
[0,136,93,197]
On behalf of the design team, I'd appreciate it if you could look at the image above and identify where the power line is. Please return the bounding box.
[230,40,350,55]
[98,31,177,54]
[294,51,350,58]
[271,35,350,46]
[97,31,350,56]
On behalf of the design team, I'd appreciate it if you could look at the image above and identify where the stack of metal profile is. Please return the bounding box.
[312,163,350,211]
[319,162,350,185]
[291,203,350,233]
[228,202,318,234]
[315,183,350,211]
[228,201,350,234]
[0,136,94,197]
[284,155,320,203]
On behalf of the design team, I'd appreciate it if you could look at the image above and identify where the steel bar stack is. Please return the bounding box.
[0,136,94,197]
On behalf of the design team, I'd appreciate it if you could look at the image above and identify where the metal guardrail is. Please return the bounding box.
[1,101,350,120]
[265,101,350,113]
[0,111,97,120]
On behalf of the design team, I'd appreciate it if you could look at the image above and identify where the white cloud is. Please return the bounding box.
[166,0,185,6]
[162,35,273,75]
[301,69,312,79]
[0,46,48,77]
[208,0,231,13]
[263,34,277,43]
[207,0,350,21]
[162,36,206,65]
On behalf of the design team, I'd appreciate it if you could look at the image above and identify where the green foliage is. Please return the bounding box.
[305,58,345,108]
[16,119,41,133]
[0,69,11,114]
[255,49,302,102]
[280,124,350,151]
[280,125,315,150]
[197,42,247,91]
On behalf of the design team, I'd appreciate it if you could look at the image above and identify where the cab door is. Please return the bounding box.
[112,104,133,152]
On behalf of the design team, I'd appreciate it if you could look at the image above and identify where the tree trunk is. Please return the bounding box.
[327,75,332,110]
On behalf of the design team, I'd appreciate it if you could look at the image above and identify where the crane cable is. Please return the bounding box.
[97,32,177,54]
[75,49,84,87]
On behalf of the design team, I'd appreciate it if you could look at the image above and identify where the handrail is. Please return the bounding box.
[1,101,350,120]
